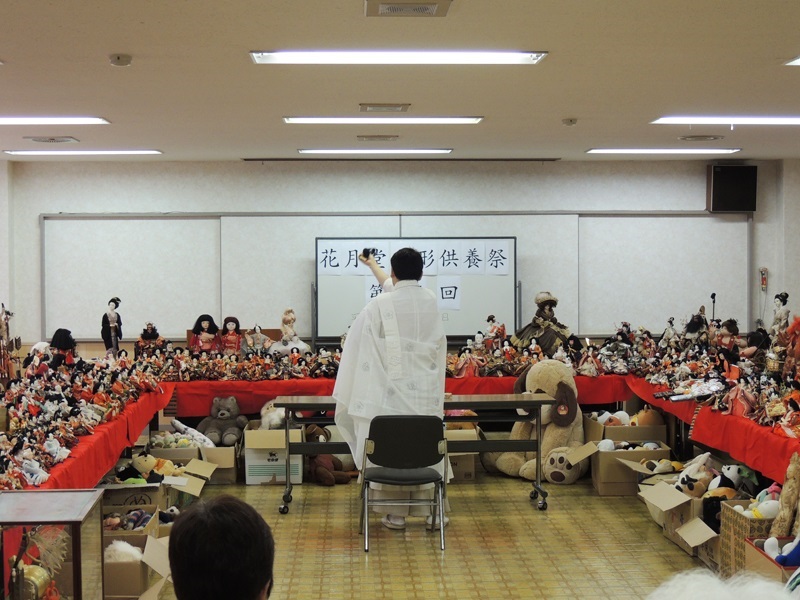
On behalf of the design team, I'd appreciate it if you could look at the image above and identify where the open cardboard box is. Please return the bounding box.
[745,537,799,583]
[445,429,479,482]
[200,445,239,484]
[101,482,164,509]
[567,441,670,496]
[582,414,667,444]
[161,457,219,506]
[243,420,303,485]
[103,535,152,599]
[103,504,160,546]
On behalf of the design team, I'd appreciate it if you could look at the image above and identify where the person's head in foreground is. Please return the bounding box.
[169,495,274,600]
[390,247,424,282]
[645,569,797,600]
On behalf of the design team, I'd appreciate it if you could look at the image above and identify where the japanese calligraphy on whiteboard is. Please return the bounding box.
[315,237,516,338]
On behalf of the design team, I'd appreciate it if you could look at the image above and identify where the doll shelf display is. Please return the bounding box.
[510,291,571,357]
[220,316,243,357]
[134,322,166,358]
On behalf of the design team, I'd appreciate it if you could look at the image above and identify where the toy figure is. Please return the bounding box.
[243,325,272,356]
[101,297,123,357]
[190,314,221,354]
[135,322,165,358]
[49,329,77,368]
[220,316,242,357]
[510,291,571,357]
[484,314,506,350]
[281,308,297,342]
[658,317,677,350]
[772,292,791,338]
[453,347,486,378]
[577,345,603,377]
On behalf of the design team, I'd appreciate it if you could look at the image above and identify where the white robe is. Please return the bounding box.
[334,279,447,471]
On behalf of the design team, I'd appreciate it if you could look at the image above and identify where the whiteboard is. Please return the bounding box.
[578,214,749,335]
[315,237,517,338]
[43,217,220,340]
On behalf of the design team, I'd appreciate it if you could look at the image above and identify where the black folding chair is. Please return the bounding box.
[360,415,447,552]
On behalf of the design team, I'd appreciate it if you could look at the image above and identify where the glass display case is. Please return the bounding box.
[1,489,103,600]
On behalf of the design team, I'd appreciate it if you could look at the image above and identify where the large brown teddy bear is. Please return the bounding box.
[480,360,589,484]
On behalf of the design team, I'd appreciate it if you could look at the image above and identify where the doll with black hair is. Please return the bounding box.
[49,328,76,368]
[135,322,165,358]
[220,316,242,357]
[771,292,791,338]
[190,314,221,354]
[101,297,123,357]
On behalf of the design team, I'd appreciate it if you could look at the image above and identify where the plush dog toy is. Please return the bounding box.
[481,360,588,484]
[304,425,351,486]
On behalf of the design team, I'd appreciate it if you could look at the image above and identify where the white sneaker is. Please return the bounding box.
[381,515,406,530]
[426,515,450,530]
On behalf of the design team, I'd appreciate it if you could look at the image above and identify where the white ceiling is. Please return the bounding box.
[3,1,800,162]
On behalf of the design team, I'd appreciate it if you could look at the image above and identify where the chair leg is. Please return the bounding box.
[438,483,445,551]
[363,483,370,552]
[359,479,366,535]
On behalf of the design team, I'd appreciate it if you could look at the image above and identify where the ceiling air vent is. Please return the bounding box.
[357,135,400,142]
[359,103,410,113]
[23,136,79,144]
[365,0,452,17]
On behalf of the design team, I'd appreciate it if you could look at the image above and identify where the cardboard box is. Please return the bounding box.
[638,482,707,556]
[149,447,201,465]
[243,421,303,485]
[164,458,218,501]
[720,499,776,578]
[103,504,160,546]
[569,441,670,496]
[745,537,799,583]
[103,535,152,598]
[698,536,721,573]
[200,445,238,484]
[582,414,667,444]
[101,483,163,508]
[445,429,479,482]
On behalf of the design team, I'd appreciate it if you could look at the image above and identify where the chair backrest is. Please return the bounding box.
[366,415,445,469]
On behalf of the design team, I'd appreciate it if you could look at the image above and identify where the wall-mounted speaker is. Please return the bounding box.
[706,165,757,212]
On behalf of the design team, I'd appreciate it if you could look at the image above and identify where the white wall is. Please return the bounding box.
[8,159,787,342]
[0,162,10,307]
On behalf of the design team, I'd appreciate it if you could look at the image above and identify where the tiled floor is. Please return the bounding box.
[156,469,700,599]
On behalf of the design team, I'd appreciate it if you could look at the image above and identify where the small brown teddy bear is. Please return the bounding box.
[305,425,351,486]
[197,396,249,446]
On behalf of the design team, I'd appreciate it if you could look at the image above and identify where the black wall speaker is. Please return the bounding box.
[706,165,758,212]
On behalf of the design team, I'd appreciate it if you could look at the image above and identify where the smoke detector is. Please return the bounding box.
[23,136,79,144]
[365,0,452,17]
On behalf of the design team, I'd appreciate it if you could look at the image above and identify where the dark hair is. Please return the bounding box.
[192,314,219,335]
[108,297,121,309]
[50,328,76,351]
[720,318,739,336]
[169,495,274,600]
[223,316,241,334]
[390,247,424,281]
[776,292,789,306]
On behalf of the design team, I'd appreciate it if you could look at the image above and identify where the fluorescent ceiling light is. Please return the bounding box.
[653,116,800,125]
[786,56,800,66]
[251,51,547,65]
[284,116,481,125]
[587,148,740,155]
[4,150,162,156]
[298,148,452,155]
[0,117,109,125]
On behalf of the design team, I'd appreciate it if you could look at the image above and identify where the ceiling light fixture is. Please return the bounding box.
[653,116,800,125]
[285,117,481,125]
[4,150,162,156]
[298,148,452,155]
[587,148,740,155]
[251,51,547,65]
[786,56,800,66]
[0,117,109,125]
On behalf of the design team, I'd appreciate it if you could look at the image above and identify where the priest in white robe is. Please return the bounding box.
[334,247,448,530]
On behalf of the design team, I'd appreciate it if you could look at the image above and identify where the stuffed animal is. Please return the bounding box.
[197,396,249,446]
[674,452,714,498]
[765,532,800,566]
[171,419,215,447]
[104,540,143,563]
[481,360,588,484]
[123,508,153,530]
[304,425,350,486]
[708,464,744,492]
[631,406,665,427]
[771,452,800,537]
[733,499,780,519]
[259,401,286,430]
[116,451,163,484]
[158,506,180,524]
[444,409,480,430]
